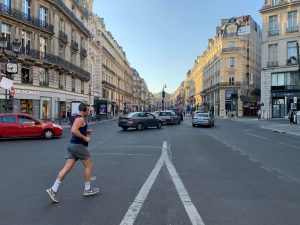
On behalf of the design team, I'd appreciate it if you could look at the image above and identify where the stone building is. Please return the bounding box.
[0,0,92,119]
[260,0,300,118]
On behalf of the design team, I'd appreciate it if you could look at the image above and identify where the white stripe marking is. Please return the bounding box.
[120,141,205,225]
[243,129,253,132]
[277,141,300,150]
[245,133,268,140]
[119,148,165,225]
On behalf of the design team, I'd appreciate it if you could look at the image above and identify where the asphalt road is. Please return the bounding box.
[1,117,300,225]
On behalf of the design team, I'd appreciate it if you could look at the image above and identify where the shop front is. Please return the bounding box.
[271,91,300,118]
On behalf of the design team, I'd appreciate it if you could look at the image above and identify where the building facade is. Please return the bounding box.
[260,0,300,118]
[0,0,92,120]
[183,15,261,117]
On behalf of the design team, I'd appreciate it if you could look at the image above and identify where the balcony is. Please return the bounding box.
[51,0,91,37]
[267,61,279,67]
[222,47,246,53]
[19,47,90,80]
[268,29,279,36]
[286,58,298,66]
[201,82,241,95]
[286,26,298,33]
[72,0,89,17]
[71,40,79,51]
[102,80,116,89]
[0,3,53,33]
[80,47,87,57]
[223,32,237,38]
[59,31,68,44]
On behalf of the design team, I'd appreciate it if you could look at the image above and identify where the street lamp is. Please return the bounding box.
[162,84,167,111]
[0,33,22,113]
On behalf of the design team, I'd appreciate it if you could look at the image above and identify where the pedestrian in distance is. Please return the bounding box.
[257,108,262,120]
[46,103,99,203]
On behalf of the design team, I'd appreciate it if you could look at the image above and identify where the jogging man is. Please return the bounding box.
[46,103,99,203]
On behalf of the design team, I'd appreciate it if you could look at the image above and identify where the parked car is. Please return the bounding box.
[192,112,214,127]
[158,111,181,125]
[118,112,163,131]
[0,113,63,139]
[171,108,183,121]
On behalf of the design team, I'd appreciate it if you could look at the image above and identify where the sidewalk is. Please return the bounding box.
[224,116,300,137]
[60,115,119,128]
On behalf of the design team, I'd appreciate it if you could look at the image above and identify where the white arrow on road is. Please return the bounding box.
[119,141,205,225]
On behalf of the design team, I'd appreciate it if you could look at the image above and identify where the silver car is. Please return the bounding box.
[192,112,214,127]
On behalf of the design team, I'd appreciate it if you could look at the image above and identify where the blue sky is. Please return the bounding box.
[93,0,263,94]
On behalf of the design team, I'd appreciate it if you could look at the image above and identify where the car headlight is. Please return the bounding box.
[53,124,62,129]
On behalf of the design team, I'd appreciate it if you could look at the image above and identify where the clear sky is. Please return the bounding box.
[93,0,263,94]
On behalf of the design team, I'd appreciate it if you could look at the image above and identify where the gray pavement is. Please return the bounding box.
[224,116,300,136]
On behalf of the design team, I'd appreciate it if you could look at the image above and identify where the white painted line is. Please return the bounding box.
[243,129,253,132]
[120,141,205,225]
[245,133,268,140]
[277,141,300,150]
[164,148,205,225]
[119,147,165,225]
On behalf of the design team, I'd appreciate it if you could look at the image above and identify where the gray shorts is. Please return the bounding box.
[66,143,91,161]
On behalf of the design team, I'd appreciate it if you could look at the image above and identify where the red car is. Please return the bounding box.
[0,113,63,139]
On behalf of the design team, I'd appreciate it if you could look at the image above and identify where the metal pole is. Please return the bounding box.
[118,78,120,115]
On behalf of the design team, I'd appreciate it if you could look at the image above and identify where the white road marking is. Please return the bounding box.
[120,141,205,225]
[243,129,254,132]
[245,133,268,140]
[277,141,300,150]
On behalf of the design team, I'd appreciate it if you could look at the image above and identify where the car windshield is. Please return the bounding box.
[126,112,138,118]
[195,113,208,117]
[159,112,171,116]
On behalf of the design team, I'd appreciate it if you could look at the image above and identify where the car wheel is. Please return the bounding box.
[157,122,162,129]
[43,129,54,139]
[122,126,128,131]
[212,122,214,127]
[178,120,181,124]
[137,123,143,131]
[192,124,195,127]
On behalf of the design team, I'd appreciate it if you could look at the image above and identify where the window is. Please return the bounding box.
[39,68,48,86]
[3,0,11,13]
[59,74,64,89]
[21,30,31,55]
[71,29,76,41]
[81,80,84,94]
[229,42,235,51]
[0,23,11,47]
[39,6,47,28]
[80,57,85,68]
[1,115,16,123]
[22,0,31,20]
[21,68,32,84]
[39,36,47,58]
[269,15,279,35]
[229,75,234,85]
[288,11,297,32]
[287,41,297,60]
[268,44,278,63]
[272,73,285,86]
[72,77,75,92]
[286,72,300,86]
[40,97,51,119]
[59,19,65,32]
[271,0,277,6]
[71,53,76,64]
[59,45,65,58]
[229,57,235,67]
[18,115,34,124]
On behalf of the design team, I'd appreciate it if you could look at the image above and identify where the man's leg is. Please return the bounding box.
[46,159,76,203]
[81,158,99,196]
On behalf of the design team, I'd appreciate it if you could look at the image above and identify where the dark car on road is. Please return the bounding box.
[0,113,63,139]
[158,111,181,125]
[171,108,183,121]
[118,112,163,131]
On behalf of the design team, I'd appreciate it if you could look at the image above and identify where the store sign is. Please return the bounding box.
[15,89,40,95]
[238,25,250,36]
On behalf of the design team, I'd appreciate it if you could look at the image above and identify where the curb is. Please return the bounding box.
[61,117,119,128]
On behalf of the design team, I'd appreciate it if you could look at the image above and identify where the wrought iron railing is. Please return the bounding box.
[72,0,89,17]
[286,26,298,33]
[201,82,241,94]
[71,40,79,51]
[268,29,279,36]
[59,31,68,43]
[80,47,87,57]
[20,47,90,80]
[102,80,116,89]
[52,0,91,37]
[267,61,279,67]
[0,3,54,33]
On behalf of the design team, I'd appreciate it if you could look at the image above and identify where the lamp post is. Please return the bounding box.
[0,33,21,113]
[162,84,167,111]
